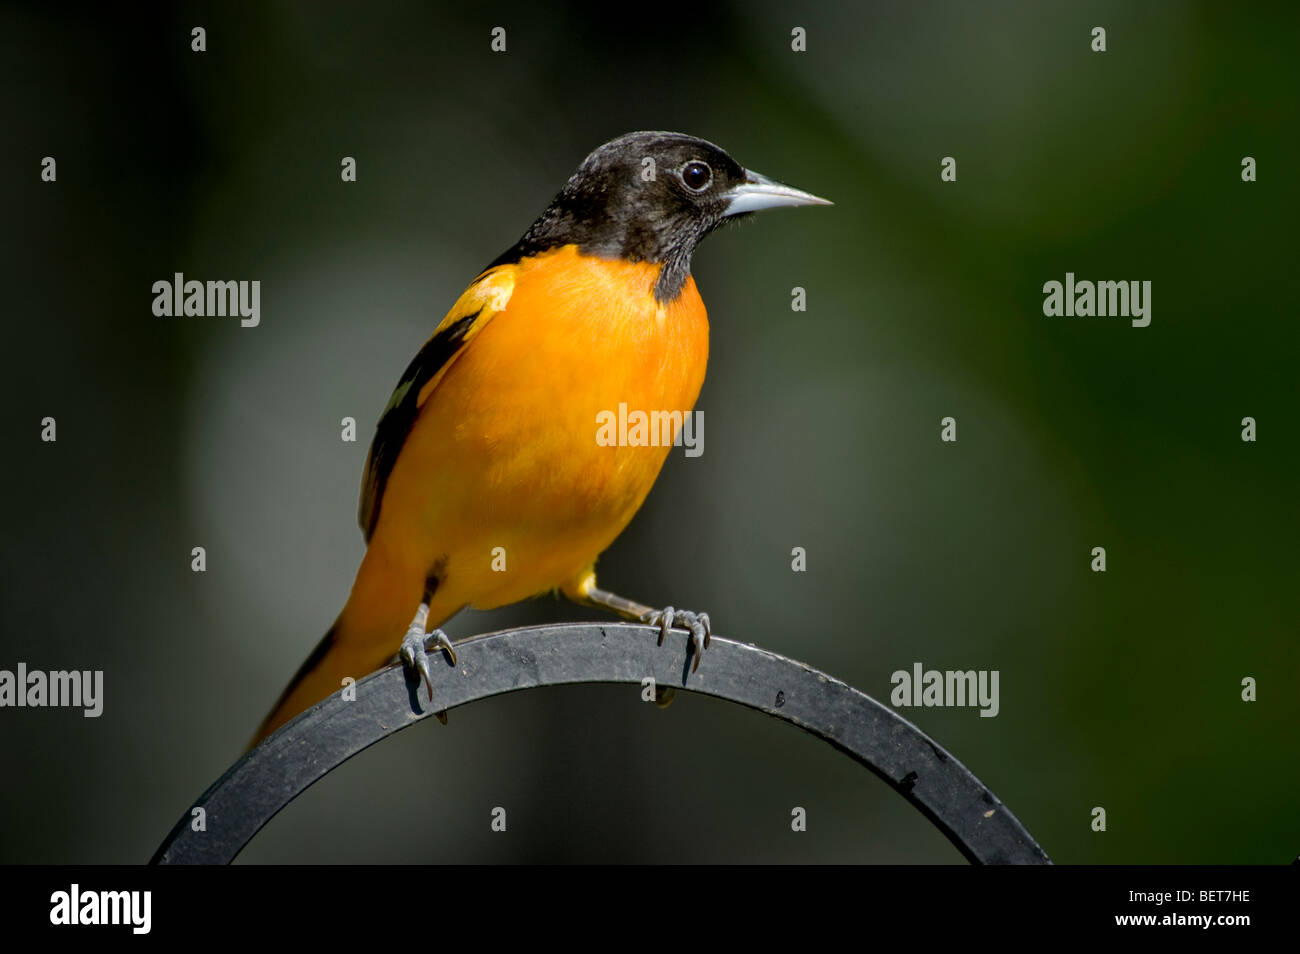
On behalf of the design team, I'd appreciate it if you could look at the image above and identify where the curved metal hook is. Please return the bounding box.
[151,623,1051,865]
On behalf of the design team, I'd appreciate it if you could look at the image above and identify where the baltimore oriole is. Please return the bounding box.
[252,131,829,746]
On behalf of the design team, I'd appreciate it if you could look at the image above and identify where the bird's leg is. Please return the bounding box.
[565,574,712,673]
[398,600,457,702]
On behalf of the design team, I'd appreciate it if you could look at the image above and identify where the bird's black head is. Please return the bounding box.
[490,131,830,302]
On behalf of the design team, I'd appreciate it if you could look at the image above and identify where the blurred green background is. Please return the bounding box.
[1,1,1296,863]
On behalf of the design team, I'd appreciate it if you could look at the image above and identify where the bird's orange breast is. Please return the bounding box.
[372,244,709,609]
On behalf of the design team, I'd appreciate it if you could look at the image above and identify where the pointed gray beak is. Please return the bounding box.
[723,170,833,217]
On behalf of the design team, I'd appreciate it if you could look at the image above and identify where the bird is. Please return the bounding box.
[251,131,830,746]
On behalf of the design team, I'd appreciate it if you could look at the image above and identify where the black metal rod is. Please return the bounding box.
[151,623,1051,864]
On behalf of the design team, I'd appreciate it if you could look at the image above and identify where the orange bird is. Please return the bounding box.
[253,131,829,745]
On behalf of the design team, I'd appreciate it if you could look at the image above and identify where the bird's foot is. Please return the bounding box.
[641,606,711,672]
[399,613,457,702]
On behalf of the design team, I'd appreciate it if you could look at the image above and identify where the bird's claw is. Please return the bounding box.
[399,624,456,702]
[641,606,712,672]
[430,629,458,666]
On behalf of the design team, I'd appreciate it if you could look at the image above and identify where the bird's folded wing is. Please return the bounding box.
[358,265,516,539]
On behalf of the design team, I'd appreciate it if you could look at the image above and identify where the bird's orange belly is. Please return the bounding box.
[376,248,709,609]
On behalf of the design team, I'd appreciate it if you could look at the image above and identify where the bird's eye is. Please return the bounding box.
[681,161,712,192]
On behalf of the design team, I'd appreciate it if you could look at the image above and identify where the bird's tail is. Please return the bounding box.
[249,620,346,750]
[248,546,427,750]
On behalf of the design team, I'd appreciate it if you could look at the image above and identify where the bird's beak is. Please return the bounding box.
[723,170,833,217]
